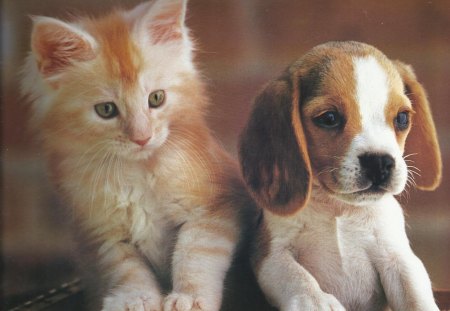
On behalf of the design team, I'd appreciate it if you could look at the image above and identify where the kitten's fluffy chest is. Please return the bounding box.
[116,158,215,285]
[123,175,177,283]
[115,160,194,252]
[66,154,200,279]
[118,162,192,219]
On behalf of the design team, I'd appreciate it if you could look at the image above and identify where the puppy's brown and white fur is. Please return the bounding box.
[239,41,442,311]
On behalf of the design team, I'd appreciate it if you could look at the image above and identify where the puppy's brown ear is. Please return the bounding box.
[239,73,312,215]
[394,61,442,190]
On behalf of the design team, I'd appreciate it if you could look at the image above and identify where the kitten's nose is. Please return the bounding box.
[359,153,395,186]
[132,137,151,147]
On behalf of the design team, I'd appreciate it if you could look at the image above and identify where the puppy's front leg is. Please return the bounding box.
[376,247,439,311]
[374,209,439,311]
[256,248,345,311]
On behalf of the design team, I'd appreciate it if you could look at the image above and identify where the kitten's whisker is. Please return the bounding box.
[171,135,212,172]
[169,131,214,169]
[164,140,202,192]
[75,141,110,169]
[90,150,112,217]
[168,133,215,192]
[112,154,120,190]
[104,152,116,208]
[46,123,97,138]
[76,143,111,196]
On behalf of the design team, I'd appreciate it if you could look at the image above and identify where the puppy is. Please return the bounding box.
[239,41,442,311]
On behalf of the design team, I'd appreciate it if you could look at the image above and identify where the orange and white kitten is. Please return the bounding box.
[21,1,245,310]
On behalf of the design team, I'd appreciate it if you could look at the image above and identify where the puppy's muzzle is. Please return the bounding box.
[359,153,395,188]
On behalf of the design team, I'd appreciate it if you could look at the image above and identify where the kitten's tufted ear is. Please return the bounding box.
[31,16,96,79]
[394,61,442,191]
[239,72,312,216]
[134,0,189,46]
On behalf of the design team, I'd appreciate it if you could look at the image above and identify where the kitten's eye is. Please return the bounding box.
[394,111,410,131]
[148,90,165,108]
[313,111,343,129]
[94,102,119,119]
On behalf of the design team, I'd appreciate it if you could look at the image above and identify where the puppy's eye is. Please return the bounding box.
[313,111,343,129]
[394,111,410,131]
[95,102,119,119]
[148,90,165,108]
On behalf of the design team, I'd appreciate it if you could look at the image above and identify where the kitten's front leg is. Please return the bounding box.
[100,241,163,311]
[164,217,239,311]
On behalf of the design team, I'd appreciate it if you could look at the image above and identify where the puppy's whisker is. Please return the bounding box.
[408,170,421,177]
[407,166,422,177]
[404,170,418,199]
[401,188,411,203]
[317,167,339,176]
[407,165,421,172]
[403,153,419,160]
[406,174,417,188]
[322,155,345,161]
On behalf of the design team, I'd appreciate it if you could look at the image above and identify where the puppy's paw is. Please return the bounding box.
[283,292,345,311]
[102,289,162,311]
[163,292,212,311]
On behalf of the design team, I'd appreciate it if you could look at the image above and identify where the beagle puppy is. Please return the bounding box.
[239,41,442,311]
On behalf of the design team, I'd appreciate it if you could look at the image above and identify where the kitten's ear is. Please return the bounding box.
[31,16,96,79]
[135,0,189,45]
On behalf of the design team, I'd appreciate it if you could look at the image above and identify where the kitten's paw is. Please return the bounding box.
[283,292,345,311]
[102,289,162,311]
[163,292,211,311]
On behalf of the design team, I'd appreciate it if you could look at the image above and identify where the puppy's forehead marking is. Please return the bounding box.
[354,56,389,126]
[352,55,401,157]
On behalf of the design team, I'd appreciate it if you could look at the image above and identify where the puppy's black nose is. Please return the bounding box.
[359,153,395,186]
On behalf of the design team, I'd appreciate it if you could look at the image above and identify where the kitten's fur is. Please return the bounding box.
[21,1,250,310]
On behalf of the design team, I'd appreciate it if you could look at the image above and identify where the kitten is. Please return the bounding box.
[21,1,247,310]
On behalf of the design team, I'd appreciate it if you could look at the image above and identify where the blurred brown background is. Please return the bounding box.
[2,0,449,309]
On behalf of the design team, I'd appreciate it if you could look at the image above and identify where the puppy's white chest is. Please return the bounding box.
[288,208,385,309]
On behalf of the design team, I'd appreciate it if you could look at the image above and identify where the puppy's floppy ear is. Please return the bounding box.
[394,61,442,190]
[239,72,312,215]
